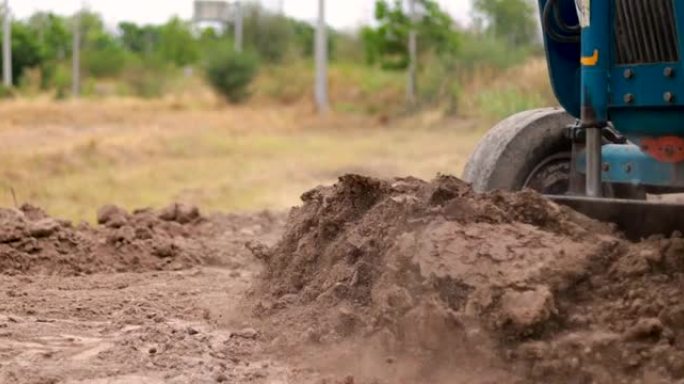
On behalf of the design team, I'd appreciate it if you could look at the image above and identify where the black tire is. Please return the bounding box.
[463,108,574,193]
[463,108,645,199]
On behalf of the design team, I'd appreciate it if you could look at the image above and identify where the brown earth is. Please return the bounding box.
[0,203,210,276]
[0,204,292,383]
[252,175,684,384]
[3,175,684,383]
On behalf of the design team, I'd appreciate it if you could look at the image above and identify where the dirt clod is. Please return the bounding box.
[158,203,201,224]
[97,204,129,228]
[0,203,240,276]
[231,328,258,340]
[499,286,556,333]
[624,318,664,341]
[27,218,61,238]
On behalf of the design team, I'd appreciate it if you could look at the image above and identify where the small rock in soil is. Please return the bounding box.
[27,219,61,238]
[231,328,258,340]
[500,286,557,332]
[96,205,129,228]
[624,318,664,341]
[158,203,200,224]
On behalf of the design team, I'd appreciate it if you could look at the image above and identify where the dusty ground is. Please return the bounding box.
[4,175,684,384]
[0,204,298,383]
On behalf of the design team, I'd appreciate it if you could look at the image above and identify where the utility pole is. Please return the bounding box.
[407,0,417,106]
[2,0,11,88]
[72,9,81,98]
[278,0,284,14]
[315,0,328,113]
[234,1,243,53]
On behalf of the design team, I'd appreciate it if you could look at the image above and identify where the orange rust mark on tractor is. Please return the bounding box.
[581,49,599,66]
[641,136,684,163]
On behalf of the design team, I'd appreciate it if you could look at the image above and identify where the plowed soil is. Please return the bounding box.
[3,175,684,383]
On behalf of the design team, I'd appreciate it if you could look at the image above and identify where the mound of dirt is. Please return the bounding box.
[253,175,684,383]
[0,203,211,276]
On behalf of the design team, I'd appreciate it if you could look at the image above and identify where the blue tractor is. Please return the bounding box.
[464,0,684,238]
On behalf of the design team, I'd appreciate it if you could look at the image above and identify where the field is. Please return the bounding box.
[0,98,483,222]
[0,57,556,222]
[11,1,684,380]
[4,57,684,383]
[0,97,490,383]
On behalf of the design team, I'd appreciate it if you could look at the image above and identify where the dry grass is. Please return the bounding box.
[458,58,557,120]
[252,61,406,115]
[0,98,481,222]
[0,57,555,221]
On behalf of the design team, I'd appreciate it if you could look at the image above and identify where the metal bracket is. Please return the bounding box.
[564,122,627,144]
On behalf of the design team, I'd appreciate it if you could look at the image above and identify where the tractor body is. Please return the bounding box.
[464,0,684,237]
[542,0,684,190]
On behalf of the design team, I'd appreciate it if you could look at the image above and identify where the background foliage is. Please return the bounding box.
[0,0,542,112]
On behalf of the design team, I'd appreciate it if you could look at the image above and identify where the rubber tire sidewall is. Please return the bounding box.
[463,108,574,192]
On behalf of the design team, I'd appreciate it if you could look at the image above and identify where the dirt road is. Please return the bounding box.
[0,206,310,384]
[1,269,281,384]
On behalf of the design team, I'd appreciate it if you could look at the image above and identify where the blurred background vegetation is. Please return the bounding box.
[0,0,562,220]
[0,0,554,121]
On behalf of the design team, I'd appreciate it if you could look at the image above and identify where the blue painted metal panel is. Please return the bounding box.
[612,108,684,136]
[610,64,684,107]
[537,0,581,118]
[609,59,684,135]
[577,144,684,187]
[581,0,611,125]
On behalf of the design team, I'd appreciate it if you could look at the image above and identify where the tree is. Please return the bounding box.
[118,22,160,55]
[472,0,537,47]
[361,0,460,70]
[241,5,293,63]
[0,22,44,84]
[26,12,71,88]
[78,12,127,78]
[290,19,315,57]
[27,12,70,61]
[157,17,199,66]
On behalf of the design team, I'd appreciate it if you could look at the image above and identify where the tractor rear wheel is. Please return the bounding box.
[463,108,644,199]
[463,108,574,194]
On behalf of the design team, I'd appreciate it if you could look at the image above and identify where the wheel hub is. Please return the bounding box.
[523,153,571,195]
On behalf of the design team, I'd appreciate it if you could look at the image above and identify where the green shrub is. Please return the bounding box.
[205,49,258,103]
[82,46,127,78]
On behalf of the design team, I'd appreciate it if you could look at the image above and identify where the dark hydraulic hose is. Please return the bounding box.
[553,0,581,34]
[543,0,581,43]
